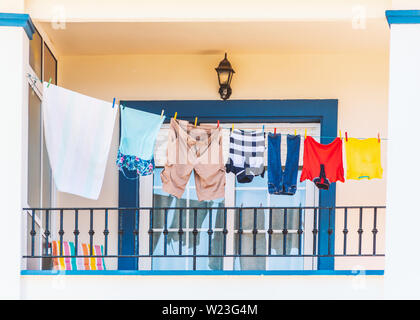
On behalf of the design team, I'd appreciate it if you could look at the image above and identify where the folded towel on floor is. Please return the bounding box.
[42,83,118,199]
[52,241,106,271]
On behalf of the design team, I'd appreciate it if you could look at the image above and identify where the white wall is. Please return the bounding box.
[385,23,420,299]
[0,26,28,299]
[21,274,384,299]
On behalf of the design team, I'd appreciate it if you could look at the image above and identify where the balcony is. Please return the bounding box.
[22,206,385,275]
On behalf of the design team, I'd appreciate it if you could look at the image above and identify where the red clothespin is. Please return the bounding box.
[274,128,277,136]
[217,120,220,128]
[345,132,348,142]
[377,132,380,143]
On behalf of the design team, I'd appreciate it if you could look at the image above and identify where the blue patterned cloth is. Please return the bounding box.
[116,107,164,178]
[116,150,155,176]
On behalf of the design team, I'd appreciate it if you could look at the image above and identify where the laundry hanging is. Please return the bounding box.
[300,136,345,190]
[161,118,225,201]
[116,107,165,177]
[345,138,383,180]
[42,83,117,200]
[225,129,265,183]
[267,133,301,195]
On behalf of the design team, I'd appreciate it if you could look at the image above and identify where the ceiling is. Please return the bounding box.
[39,19,390,56]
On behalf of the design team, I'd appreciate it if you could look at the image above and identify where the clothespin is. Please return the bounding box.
[345,132,348,142]
[174,112,177,120]
[339,130,342,140]
[112,98,116,109]
[217,120,220,128]
[304,129,307,139]
[294,129,297,136]
[160,109,164,119]
[232,123,234,131]
[262,125,265,133]
[274,128,277,136]
[194,117,198,127]
[47,77,52,88]
[378,132,380,143]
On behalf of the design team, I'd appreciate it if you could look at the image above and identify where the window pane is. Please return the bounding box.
[43,43,57,85]
[42,134,52,232]
[42,135,52,208]
[152,167,224,270]
[28,87,41,208]
[29,28,42,80]
[233,169,306,270]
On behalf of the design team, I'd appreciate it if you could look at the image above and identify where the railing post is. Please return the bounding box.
[103,209,109,256]
[267,208,273,256]
[44,209,50,258]
[283,208,288,255]
[74,209,79,256]
[252,208,258,256]
[133,209,139,257]
[208,209,213,256]
[59,209,64,256]
[312,207,318,256]
[343,207,348,256]
[238,207,243,257]
[88,209,94,256]
[192,209,198,271]
[223,207,235,271]
[163,209,168,256]
[148,209,153,256]
[372,207,378,256]
[178,209,183,256]
[30,209,36,257]
[358,207,364,256]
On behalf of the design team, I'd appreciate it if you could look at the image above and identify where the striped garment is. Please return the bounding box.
[225,129,265,183]
[52,241,106,271]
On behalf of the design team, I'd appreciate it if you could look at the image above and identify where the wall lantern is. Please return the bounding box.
[215,53,235,100]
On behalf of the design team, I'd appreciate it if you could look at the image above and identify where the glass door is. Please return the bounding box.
[228,123,319,271]
[24,28,57,270]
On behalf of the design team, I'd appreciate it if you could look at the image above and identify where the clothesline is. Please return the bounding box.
[40,83,385,201]
[289,134,388,141]
[225,130,389,142]
[37,87,387,142]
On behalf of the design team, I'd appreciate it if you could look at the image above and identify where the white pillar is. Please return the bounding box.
[0,0,28,300]
[386,16,420,298]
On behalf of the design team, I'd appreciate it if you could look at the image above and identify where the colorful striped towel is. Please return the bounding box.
[52,241,106,271]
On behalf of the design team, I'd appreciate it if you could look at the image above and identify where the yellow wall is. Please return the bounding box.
[58,53,389,205]
[57,52,389,269]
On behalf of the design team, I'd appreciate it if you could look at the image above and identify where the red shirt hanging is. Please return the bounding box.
[300,136,345,189]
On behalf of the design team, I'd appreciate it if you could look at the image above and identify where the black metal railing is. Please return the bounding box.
[22,206,385,271]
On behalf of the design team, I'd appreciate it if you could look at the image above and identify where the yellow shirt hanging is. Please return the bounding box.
[345,138,383,180]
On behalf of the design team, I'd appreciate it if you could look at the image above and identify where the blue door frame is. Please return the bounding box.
[118,99,338,271]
